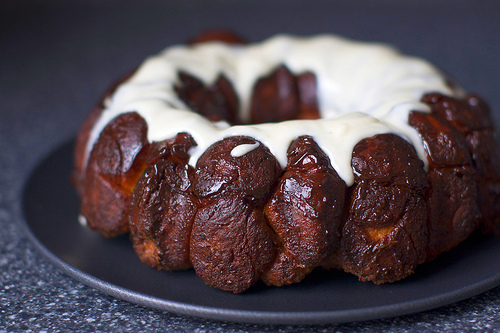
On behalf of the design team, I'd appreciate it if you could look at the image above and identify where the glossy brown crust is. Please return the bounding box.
[467,129,500,234]
[81,112,149,237]
[250,65,320,123]
[193,136,281,204]
[190,196,276,293]
[341,134,428,283]
[129,133,198,270]
[191,136,280,292]
[423,93,492,135]
[426,166,479,259]
[263,136,346,286]
[409,110,481,259]
[422,93,500,235]
[409,111,471,168]
[175,72,240,124]
[296,72,321,119]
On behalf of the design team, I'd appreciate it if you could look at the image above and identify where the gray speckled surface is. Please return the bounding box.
[1,0,500,331]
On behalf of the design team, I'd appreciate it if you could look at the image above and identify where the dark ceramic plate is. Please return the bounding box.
[22,140,500,325]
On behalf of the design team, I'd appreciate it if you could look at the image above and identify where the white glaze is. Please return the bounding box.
[231,142,261,157]
[85,34,461,186]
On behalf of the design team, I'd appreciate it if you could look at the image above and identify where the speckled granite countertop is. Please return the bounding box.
[1,0,500,331]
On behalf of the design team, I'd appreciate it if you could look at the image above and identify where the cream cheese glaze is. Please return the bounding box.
[86,34,461,186]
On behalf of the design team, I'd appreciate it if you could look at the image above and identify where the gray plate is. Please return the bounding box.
[21,139,500,324]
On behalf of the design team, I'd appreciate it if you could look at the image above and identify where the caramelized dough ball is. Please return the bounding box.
[409,111,481,259]
[260,249,313,287]
[190,196,276,293]
[250,65,300,124]
[342,186,428,283]
[190,136,280,292]
[193,136,281,205]
[408,111,471,168]
[175,72,239,124]
[250,65,320,124]
[341,134,428,284]
[422,93,492,136]
[81,112,149,237]
[129,133,198,270]
[426,166,480,259]
[467,129,500,234]
[296,72,321,120]
[422,93,500,235]
[263,136,346,286]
